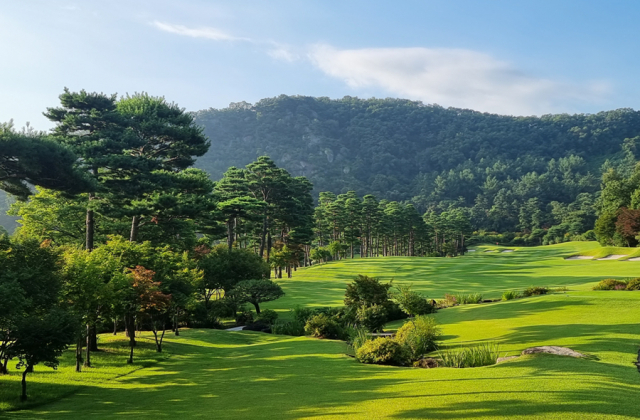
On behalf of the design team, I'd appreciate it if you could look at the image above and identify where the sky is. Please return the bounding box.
[2,0,640,129]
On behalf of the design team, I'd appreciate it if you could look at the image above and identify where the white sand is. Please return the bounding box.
[467,249,476,252]
[626,257,640,261]
[565,256,594,260]
[596,254,627,261]
[501,249,514,253]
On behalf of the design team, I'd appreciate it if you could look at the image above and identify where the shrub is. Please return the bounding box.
[235,309,254,326]
[395,316,440,361]
[304,314,344,339]
[272,319,306,336]
[355,304,388,332]
[256,309,278,324]
[292,305,315,323]
[355,337,409,366]
[393,285,435,317]
[593,279,627,291]
[347,326,371,351]
[242,320,271,333]
[451,293,483,304]
[502,290,521,301]
[626,278,640,291]
[522,286,549,296]
[438,342,500,368]
[443,293,458,306]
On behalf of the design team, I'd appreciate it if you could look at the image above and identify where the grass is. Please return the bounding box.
[3,241,640,419]
[437,342,501,368]
[570,246,639,259]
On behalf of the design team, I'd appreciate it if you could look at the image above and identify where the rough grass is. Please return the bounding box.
[3,241,640,419]
[570,246,639,259]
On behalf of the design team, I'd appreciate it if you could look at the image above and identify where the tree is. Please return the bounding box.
[393,285,434,317]
[0,121,89,198]
[228,279,284,314]
[344,275,392,309]
[9,309,78,401]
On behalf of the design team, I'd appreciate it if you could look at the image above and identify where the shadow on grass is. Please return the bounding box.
[5,330,640,420]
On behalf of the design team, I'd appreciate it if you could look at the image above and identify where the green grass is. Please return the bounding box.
[266,241,640,313]
[570,246,640,259]
[3,241,640,419]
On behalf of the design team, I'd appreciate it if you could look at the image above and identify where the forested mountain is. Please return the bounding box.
[194,96,640,233]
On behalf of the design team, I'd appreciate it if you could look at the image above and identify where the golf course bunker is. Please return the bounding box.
[467,249,476,252]
[627,257,640,261]
[501,249,514,253]
[565,256,594,260]
[596,255,627,261]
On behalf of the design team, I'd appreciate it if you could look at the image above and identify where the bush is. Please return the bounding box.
[447,293,483,305]
[355,337,409,366]
[256,309,278,324]
[355,304,388,332]
[393,285,435,317]
[593,279,627,291]
[395,316,440,361]
[522,286,549,296]
[437,342,500,368]
[626,278,640,291]
[272,319,306,336]
[235,309,254,326]
[304,314,344,339]
[292,305,315,323]
[502,290,521,301]
[347,326,371,351]
[242,320,271,333]
[443,293,458,306]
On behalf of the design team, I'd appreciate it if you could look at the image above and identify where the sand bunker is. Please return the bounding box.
[501,249,514,253]
[467,249,476,252]
[596,254,627,261]
[627,257,640,261]
[484,250,496,253]
[565,256,594,260]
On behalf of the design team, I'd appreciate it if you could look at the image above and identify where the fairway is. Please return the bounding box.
[265,241,640,312]
[3,242,640,419]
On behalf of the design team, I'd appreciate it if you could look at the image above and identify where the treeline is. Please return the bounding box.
[193,95,640,234]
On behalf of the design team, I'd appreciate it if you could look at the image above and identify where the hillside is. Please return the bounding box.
[194,96,640,197]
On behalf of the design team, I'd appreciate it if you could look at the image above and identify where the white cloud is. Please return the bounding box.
[308,45,612,116]
[152,21,247,42]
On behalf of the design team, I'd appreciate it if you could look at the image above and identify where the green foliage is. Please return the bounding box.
[593,279,628,291]
[448,293,484,305]
[228,279,285,314]
[354,305,387,332]
[304,314,344,340]
[502,290,521,301]
[437,343,501,368]
[395,316,441,361]
[355,337,409,366]
[626,278,640,290]
[344,275,392,308]
[347,326,371,352]
[522,286,550,296]
[235,310,254,326]
[255,309,278,325]
[393,285,435,317]
[271,319,306,336]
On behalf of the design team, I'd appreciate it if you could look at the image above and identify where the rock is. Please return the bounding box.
[521,346,585,358]
[414,358,439,368]
[497,356,519,363]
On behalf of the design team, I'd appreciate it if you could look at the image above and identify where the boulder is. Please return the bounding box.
[521,346,584,358]
[414,358,439,368]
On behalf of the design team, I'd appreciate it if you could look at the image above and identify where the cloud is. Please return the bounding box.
[308,45,611,116]
[153,21,247,42]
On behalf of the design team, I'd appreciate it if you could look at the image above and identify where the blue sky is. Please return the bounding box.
[2,0,639,129]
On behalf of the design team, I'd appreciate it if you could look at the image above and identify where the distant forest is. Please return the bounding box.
[193,95,640,234]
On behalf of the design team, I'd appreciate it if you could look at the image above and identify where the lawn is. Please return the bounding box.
[3,241,640,419]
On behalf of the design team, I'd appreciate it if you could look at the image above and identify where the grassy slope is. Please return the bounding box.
[3,241,640,419]
[266,241,640,313]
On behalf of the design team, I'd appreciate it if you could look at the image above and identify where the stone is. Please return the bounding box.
[521,346,584,358]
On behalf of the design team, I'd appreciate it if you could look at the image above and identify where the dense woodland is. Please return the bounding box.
[194,95,640,237]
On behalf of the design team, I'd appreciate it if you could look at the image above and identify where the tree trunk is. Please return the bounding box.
[75,339,83,372]
[253,302,261,314]
[1,357,8,375]
[21,366,29,401]
[266,230,272,263]
[259,215,268,258]
[113,317,118,335]
[89,325,98,352]
[227,218,234,250]
[174,309,180,336]
[130,215,140,242]
[84,324,91,368]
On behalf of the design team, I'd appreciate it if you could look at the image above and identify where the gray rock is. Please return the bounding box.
[522,346,585,358]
